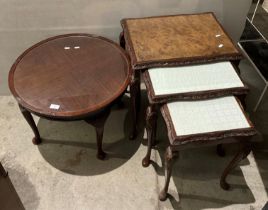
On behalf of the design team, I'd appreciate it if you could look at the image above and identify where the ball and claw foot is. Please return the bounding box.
[97,151,107,160]
[159,190,168,201]
[142,157,151,167]
[32,137,41,145]
[220,180,230,190]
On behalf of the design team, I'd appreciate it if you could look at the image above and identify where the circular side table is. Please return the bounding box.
[9,34,131,160]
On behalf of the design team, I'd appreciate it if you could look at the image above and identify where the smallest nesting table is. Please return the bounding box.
[144,96,256,201]
[9,34,131,160]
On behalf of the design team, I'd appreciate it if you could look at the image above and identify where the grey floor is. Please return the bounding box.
[1,1,268,210]
[1,65,268,209]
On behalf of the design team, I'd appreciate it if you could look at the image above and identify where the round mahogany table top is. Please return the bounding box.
[9,34,131,119]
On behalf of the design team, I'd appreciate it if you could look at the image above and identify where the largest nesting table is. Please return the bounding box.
[9,34,131,160]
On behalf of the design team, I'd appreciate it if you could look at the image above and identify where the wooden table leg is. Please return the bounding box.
[231,60,241,75]
[119,31,141,140]
[19,104,41,145]
[129,72,140,140]
[119,31,125,49]
[0,162,8,177]
[159,147,178,201]
[231,59,247,110]
[237,94,247,111]
[86,108,111,160]
[95,126,106,160]
[142,104,157,167]
[136,72,141,113]
[220,140,252,190]
[217,144,226,157]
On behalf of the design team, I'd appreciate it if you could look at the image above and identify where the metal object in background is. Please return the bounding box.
[239,0,268,112]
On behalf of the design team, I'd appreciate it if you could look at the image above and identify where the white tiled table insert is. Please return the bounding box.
[148,62,244,96]
[167,96,250,136]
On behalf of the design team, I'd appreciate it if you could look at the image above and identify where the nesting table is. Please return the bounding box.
[141,62,257,200]
[144,62,248,104]
[9,34,131,160]
[120,12,243,138]
[142,61,250,161]
[120,12,258,201]
[157,97,256,200]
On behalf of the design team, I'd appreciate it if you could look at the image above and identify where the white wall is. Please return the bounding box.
[0,0,252,41]
[0,0,252,94]
[222,0,252,41]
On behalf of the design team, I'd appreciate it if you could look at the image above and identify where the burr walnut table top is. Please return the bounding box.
[9,34,131,119]
[121,12,242,69]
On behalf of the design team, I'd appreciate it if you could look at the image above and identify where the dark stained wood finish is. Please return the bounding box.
[142,104,158,167]
[142,65,251,165]
[0,171,25,210]
[85,107,111,160]
[124,13,253,201]
[217,144,226,157]
[160,98,256,147]
[9,34,131,160]
[220,140,252,190]
[9,34,131,119]
[119,31,126,49]
[159,147,178,201]
[143,97,257,201]
[0,165,25,210]
[0,163,7,177]
[121,12,242,70]
[129,70,141,139]
[119,32,141,139]
[19,104,41,145]
[120,13,244,139]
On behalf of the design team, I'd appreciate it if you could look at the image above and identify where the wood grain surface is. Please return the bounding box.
[9,34,131,119]
[121,13,242,69]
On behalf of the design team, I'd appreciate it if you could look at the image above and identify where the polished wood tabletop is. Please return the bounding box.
[9,34,131,119]
[121,12,242,69]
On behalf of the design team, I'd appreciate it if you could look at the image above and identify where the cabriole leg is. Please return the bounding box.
[86,108,111,160]
[159,147,178,201]
[119,31,125,49]
[95,126,106,160]
[142,105,157,167]
[217,144,226,157]
[237,94,247,111]
[220,141,252,190]
[129,72,140,140]
[19,104,41,145]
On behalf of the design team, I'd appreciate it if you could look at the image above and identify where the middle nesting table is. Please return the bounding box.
[142,61,257,201]
[142,61,248,151]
